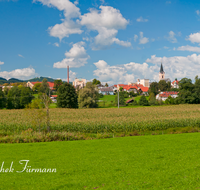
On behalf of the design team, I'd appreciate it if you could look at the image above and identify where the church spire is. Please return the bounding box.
[160,63,164,73]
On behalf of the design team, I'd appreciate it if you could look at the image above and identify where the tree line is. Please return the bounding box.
[148,76,200,105]
[0,78,101,109]
[3,76,200,109]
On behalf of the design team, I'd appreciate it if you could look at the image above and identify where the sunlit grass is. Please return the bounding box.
[1,133,200,189]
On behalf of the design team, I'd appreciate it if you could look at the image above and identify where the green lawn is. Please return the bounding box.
[33,94,148,108]
[1,133,200,189]
[33,94,57,108]
[49,103,57,108]
[99,95,148,107]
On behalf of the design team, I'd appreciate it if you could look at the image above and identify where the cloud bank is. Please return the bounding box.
[53,41,90,68]
[0,67,36,80]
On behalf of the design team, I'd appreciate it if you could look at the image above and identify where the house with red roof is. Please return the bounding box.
[123,85,138,93]
[139,86,149,95]
[27,81,55,90]
[50,95,57,103]
[117,84,149,95]
[126,99,134,104]
[171,78,179,88]
[156,91,178,101]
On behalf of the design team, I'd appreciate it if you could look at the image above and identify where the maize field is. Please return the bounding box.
[1,104,200,134]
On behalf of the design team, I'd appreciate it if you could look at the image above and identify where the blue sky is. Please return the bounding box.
[1,0,200,84]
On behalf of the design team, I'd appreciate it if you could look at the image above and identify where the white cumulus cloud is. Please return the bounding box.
[34,0,82,40]
[187,32,200,44]
[62,70,77,82]
[79,6,131,49]
[177,45,200,53]
[93,60,157,84]
[53,42,59,47]
[74,0,78,5]
[69,70,77,82]
[94,54,200,84]
[0,61,4,65]
[33,1,131,49]
[53,41,90,68]
[0,67,36,80]
[48,20,83,40]
[33,0,80,18]
[166,31,177,43]
[136,16,148,22]
[146,54,200,79]
[139,32,149,44]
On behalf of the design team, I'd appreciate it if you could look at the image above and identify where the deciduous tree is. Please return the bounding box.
[148,82,159,95]
[0,88,5,109]
[40,78,50,95]
[20,87,33,108]
[7,86,21,109]
[32,83,41,93]
[57,83,78,108]
[158,80,168,91]
[115,92,125,106]
[92,79,101,85]
[54,79,63,91]
[78,82,99,108]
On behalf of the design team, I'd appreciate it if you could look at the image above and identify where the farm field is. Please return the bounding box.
[1,133,200,189]
[1,104,200,133]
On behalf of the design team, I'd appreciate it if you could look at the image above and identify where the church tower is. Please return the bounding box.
[159,63,165,81]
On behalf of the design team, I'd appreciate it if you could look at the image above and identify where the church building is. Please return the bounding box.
[159,63,171,83]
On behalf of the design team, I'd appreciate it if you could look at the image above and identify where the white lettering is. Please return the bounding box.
[16,160,29,173]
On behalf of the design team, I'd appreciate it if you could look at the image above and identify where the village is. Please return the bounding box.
[0,63,179,106]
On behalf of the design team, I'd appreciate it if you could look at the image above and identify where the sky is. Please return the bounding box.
[1,0,200,84]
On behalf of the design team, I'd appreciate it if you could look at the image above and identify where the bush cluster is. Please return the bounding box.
[0,86,33,109]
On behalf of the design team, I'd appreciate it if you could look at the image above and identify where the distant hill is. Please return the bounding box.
[25,77,55,82]
[0,77,24,84]
[8,78,24,83]
[0,77,55,85]
[0,77,7,85]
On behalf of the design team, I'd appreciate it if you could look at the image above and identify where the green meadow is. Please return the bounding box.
[98,95,145,107]
[1,133,200,190]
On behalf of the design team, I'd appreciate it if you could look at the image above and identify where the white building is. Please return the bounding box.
[99,87,114,95]
[110,85,117,92]
[171,78,179,88]
[2,86,13,91]
[136,79,150,87]
[73,78,86,89]
[156,91,178,101]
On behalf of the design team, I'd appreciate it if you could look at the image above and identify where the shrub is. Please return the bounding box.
[99,93,104,98]
[139,95,149,106]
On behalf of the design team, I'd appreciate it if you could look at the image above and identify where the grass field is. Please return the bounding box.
[98,95,145,107]
[1,133,200,189]
[34,94,144,108]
